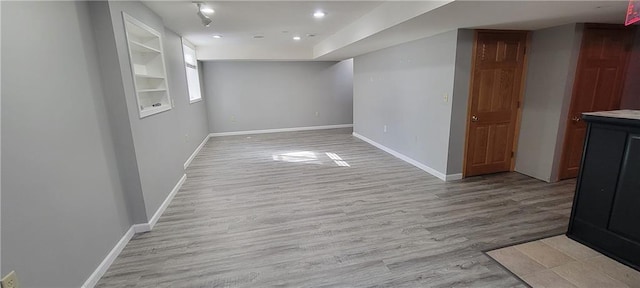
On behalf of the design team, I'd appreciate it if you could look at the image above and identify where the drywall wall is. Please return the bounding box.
[202,60,353,133]
[353,30,458,176]
[447,29,474,176]
[1,2,133,287]
[89,0,147,224]
[515,24,582,182]
[621,29,640,110]
[163,30,210,162]
[0,0,3,275]
[107,1,194,219]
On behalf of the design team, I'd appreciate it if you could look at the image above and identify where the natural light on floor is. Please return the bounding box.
[271,151,350,167]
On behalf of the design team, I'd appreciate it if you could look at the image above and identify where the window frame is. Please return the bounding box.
[182,39,203,104]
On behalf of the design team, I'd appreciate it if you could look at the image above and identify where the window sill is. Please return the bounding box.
[190,98,203,104]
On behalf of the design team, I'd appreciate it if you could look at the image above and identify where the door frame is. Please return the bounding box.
[462,29,531,178]
[557,23,635,180]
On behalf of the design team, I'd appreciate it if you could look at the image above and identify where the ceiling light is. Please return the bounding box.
[254,35,264,39]
[212,35,222,39]
[293,36,301,41]
[195,3,212,27]
[200,6,214,14]
[313,11,326,18]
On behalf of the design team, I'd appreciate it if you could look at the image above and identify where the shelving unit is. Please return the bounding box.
[123,13,172,118]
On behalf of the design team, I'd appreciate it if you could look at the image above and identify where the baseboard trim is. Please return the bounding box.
[209,124,354,137]
[81,226,135,288]
[184,135,210,169]
[445,173,463,181]
[82,173,187,287]
[148,173,186,230]
[352,132,462,182]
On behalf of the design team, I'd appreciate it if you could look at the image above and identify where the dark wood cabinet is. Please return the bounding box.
[567,110,640,271]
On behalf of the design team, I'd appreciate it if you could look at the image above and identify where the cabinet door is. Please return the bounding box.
[574,124,627,227]
[609,134,640,242]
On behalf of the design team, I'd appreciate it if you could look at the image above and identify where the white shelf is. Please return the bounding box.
[140,104,171,118]
[123,13,172,119]
[129,40,161,53]
[138,88,167,93]
[134,73,165,79]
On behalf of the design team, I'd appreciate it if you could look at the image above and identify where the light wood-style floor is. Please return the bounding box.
[96,128,576,287]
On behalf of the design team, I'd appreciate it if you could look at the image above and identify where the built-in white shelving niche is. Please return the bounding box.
[123,13,172,118]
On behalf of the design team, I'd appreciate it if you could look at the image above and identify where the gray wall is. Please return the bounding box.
[2,2,133,287]
[89,0,147,224]
[202,60,353,133]
[621,29,640,110]
[0,0,3,275]
[515,24,582,182]
[164,31,210,162]
[353,30,459,175]
[107,1,209,218]
[1,1,210,287]
[447,29,474,175]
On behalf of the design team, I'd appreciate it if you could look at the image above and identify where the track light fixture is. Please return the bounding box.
[194,2,212,27]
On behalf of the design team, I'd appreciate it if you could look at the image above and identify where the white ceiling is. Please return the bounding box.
[143,1,382,48]
[143,0,632,61]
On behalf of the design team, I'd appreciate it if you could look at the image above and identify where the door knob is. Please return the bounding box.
[471,115,479,122]
[571,116,581,123]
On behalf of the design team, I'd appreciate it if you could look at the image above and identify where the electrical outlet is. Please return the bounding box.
[1,271,19,288]
[184,134,189,143]
[443,93,449,102]
[315,111,319,117]
[383,125,387,133]
[231,115,236,123]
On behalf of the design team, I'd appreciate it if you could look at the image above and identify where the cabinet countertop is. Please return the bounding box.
[583,110,640,121]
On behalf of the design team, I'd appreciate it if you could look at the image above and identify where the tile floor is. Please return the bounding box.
[487,235,640,288]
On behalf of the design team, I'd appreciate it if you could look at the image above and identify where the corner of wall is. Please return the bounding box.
[549,23,583,182]
[88,0,148,224]
[446,29,474,176]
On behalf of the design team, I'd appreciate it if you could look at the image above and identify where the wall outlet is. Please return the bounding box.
[231,115,236,123]
[184,134,189,143]
[315,111,319,117]
[383,125,387,133]
[1,271,19,288]
[443,93,449,102]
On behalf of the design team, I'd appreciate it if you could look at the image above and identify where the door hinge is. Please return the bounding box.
[511,151,515,158]
[516,101,521,109]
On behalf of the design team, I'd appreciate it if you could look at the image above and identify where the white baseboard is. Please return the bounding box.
[445,173,463,181]
[81,226,135,288]
[209,124,353,137]
[148,173,186,230]
[132,223,150,234]
[184,135,210,169]
[83,173,186,287]
[352,132,461,182]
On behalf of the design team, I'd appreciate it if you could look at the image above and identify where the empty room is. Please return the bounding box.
[2,1,640,287]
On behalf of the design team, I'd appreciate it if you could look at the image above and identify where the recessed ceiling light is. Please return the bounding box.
[212,35,222,39]
[254,35,264,39]
[200,6,214,14]
[313,11,326,18]
[293,36,301,41]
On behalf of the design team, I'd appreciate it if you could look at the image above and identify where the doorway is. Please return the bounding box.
[464,30,529,177]
[558,24,635,180]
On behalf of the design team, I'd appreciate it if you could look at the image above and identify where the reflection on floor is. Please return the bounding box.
[487,235,640,288]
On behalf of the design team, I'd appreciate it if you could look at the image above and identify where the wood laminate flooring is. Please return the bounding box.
[96,128,576,288]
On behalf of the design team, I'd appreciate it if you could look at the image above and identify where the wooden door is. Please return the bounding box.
[464,31,528,177]
[559,24,635,180]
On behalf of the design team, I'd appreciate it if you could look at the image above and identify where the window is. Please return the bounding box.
[182,40,202,103]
